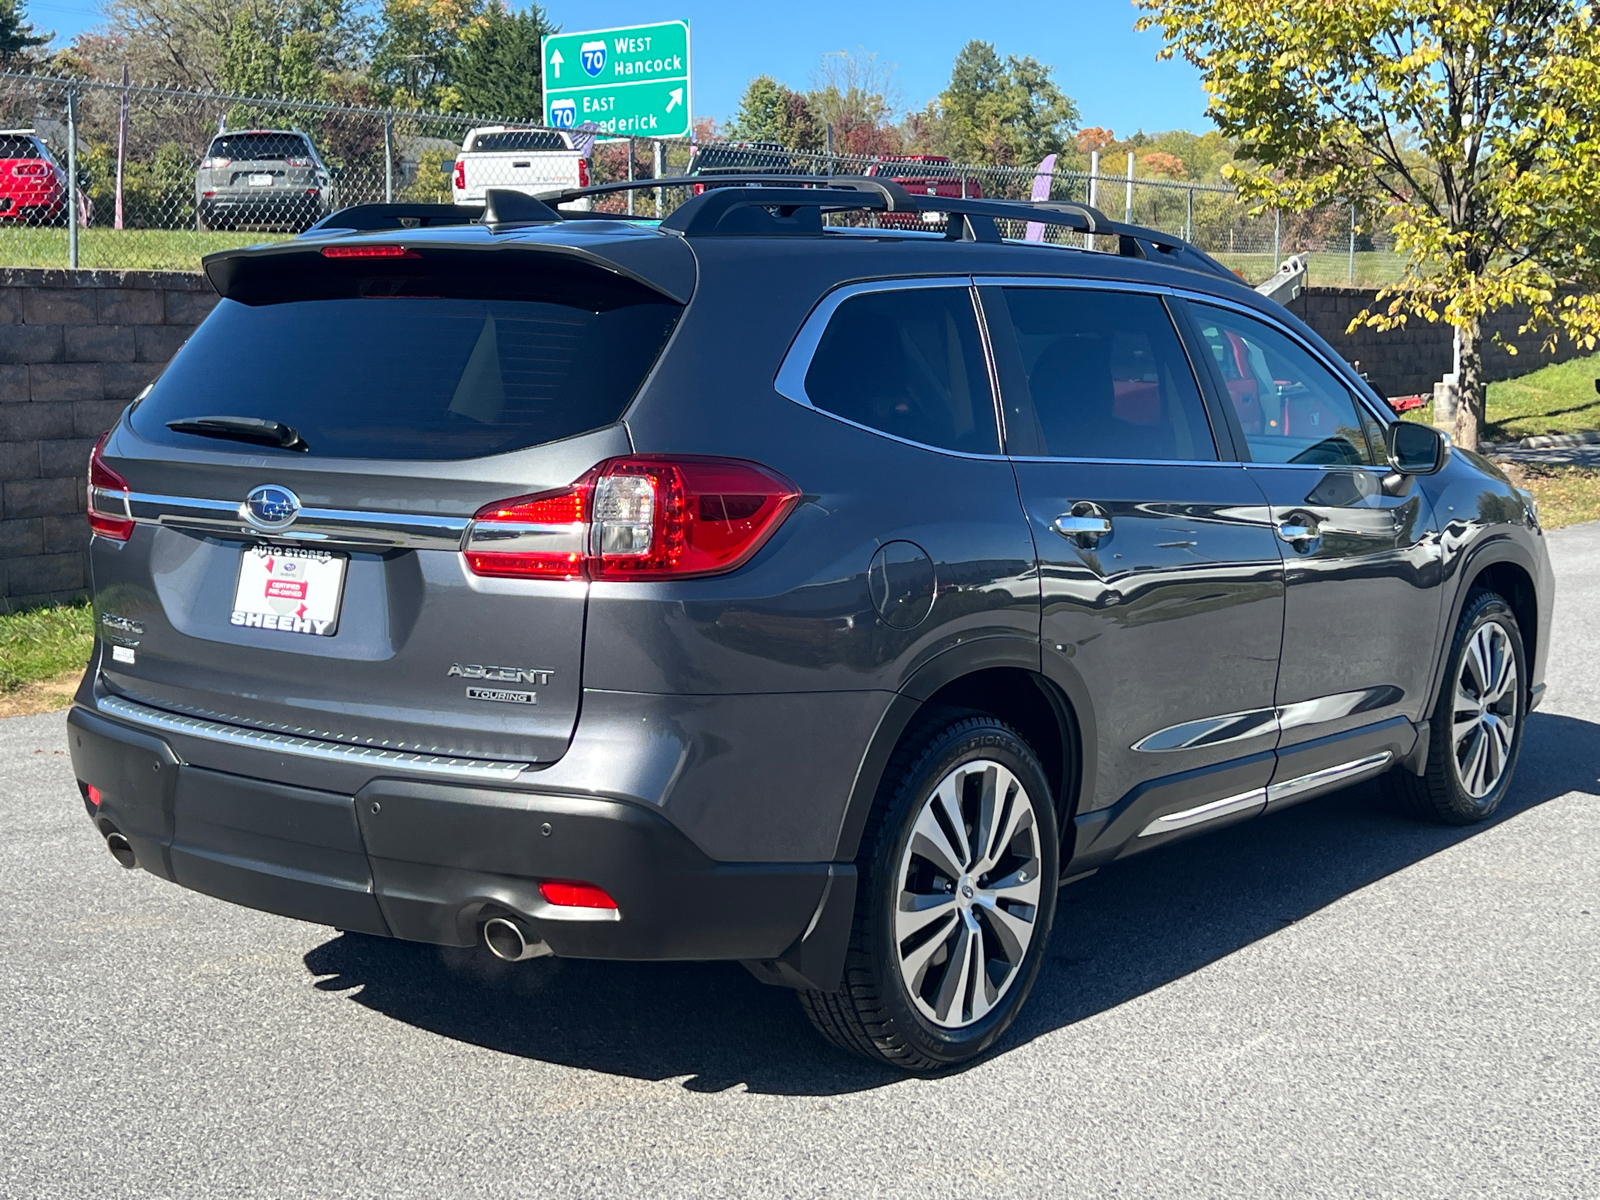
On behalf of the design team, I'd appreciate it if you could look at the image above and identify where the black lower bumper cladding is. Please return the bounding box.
[67,704,838,967]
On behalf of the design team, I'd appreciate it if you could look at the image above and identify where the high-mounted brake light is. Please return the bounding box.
[87,432,134,542]
[539,880,618,910]
[453,158,466,190]
[320,244,419,259]
[463,456,801,582]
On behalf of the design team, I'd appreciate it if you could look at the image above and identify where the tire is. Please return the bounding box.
[1388,590,1526,824]
[799,712,1060,1072]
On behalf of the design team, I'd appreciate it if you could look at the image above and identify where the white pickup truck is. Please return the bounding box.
[451,126,594,207]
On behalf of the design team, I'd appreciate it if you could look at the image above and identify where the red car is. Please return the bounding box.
[864,155,983,228]
[0,130,68,225]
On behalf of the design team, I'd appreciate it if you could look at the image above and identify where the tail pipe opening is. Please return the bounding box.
[481,915,552,962]
[104,830,136,869]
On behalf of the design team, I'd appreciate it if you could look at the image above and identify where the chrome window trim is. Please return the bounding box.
[972,274,1234,467]
[125,489,471,551]
[771,276,1010,460]
[95,693,532,782]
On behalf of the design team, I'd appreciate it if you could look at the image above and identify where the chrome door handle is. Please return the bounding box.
[1053,514,1113,546]
[1277,522,1318,545]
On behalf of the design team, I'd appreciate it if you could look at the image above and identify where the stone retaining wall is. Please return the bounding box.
[1285,287,1587,399]
[0,268,218,611]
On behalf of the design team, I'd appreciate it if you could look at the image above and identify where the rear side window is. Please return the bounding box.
[0,135,40,158]
[131,251,682,461]
[1188,304,1379,466]
[803,287,999,455]
[210,133,313,161]
[988,287,1216,461]
[469,130,569,153]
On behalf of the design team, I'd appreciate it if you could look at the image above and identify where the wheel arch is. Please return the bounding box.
[1430,538,1541,717]
[830,641,1089,865]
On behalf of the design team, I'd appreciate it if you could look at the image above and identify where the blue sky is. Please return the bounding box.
[26,0,1214,135]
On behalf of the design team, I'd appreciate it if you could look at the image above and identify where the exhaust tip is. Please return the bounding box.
[105,832,136,869]
[482,915,552,962]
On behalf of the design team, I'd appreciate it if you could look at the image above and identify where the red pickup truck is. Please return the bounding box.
[864,155,982,227]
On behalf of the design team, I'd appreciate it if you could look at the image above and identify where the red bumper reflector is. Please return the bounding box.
[539,880,618,910]
[320,244,419,259]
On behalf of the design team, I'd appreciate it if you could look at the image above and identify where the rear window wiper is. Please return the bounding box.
[165,416,309,452]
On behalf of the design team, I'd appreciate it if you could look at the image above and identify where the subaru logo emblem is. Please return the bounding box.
[242,484,301,531]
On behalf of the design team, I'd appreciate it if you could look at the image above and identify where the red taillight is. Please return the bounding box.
[454,159,466,190]
[285,156,311,167]
[464,486,590,580]
[462,456,800,582]
[692,182,705,195]
[200,156,230,170]
[86,784,102,806]
[320,244,419,258]
[87,433,134,542]
[539,880,617,910]
[12,161,47,177]
[577,157,590,188]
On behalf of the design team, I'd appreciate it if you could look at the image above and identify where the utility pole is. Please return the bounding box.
[1088,150,1099,252]
[1124,151,1134,224]
[383,114,394,203]
[653,139,663,218]
[1348,204,1356,283]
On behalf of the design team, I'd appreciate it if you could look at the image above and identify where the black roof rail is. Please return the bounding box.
[535,174,1238,281]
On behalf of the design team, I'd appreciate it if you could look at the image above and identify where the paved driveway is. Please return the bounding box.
[3,526,1598,1199]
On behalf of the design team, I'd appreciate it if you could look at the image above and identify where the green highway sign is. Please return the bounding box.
[542,21,692,140]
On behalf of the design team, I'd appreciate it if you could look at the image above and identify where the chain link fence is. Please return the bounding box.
[0,71,1405,287]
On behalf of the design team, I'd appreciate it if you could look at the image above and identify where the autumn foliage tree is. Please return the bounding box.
[1138,0,1600,450]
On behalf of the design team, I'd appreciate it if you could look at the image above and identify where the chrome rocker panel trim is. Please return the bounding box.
[1137,751,1394,838]
[94,693,531,782]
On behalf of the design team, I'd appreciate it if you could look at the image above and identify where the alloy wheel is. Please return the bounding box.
[1452,619,1519,799]
[893,759,1043,1029]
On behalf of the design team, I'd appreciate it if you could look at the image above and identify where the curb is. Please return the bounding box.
[1481,429,1600,453]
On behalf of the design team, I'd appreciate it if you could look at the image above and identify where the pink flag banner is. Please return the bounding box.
[1024,153,1057,243]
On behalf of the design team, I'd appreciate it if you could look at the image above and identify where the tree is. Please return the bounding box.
[927,40,1080,167]
[220,0,367,101]
[448,2,552,120]
[1138,0,1600,451]
[371,0,482,109]
[0,0,48,64]
[725,74,822,150]
[808,47,902,157]
[99,0,246,90]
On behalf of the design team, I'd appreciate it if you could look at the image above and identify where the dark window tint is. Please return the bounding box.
[0,135,41,158]
[469,129,569,153]
[871,159,954,179]
[132,253,680,461]
[210,133,314,161]
[804,287,999,455]
[1189,304,1378,466]
[992,287,1215,460]
[691,145,793,171]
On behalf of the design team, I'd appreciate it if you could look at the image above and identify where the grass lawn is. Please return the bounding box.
[0,601,93,717]
[1480,352,1600,443]
[0,227,291,272]
[1215,250,1411,289]
[1491,462,1600,531]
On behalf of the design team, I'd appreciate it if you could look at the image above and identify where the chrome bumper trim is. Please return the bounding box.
[94,694,530,782]
[125,490,470,551]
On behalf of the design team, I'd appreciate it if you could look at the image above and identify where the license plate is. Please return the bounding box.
[249,173,274,186]
[231,545,347,637]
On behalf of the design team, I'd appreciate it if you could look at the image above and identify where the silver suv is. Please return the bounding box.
[194,129,333,232]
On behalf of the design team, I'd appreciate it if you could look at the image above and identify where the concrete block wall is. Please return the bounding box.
[1285,287,1587,399]
[0,268,217,612]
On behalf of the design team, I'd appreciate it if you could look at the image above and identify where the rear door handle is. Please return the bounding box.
[1277,521,1319,546]
[1053,514,1113,547]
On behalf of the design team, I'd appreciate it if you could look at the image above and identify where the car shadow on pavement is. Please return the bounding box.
[302,711,1600,1096]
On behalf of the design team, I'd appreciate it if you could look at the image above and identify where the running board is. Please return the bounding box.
[1137,751,1393,838]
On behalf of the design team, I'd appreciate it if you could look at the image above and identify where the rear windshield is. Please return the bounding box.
[469,130,569,153]
[209,133,313,161]
[693,145,791,171]
[0,135,41,159]
[131,251,682,460]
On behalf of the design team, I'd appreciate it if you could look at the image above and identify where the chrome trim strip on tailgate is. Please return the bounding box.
[95,694,531,782]
[125,491,470,550]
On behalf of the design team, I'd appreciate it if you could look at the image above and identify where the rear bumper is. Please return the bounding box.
[67,702,836,963]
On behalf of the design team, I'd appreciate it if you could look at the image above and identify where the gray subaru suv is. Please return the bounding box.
[69,180,1553,1071]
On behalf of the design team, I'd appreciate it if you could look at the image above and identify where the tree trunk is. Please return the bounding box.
[1454,316,1485,452]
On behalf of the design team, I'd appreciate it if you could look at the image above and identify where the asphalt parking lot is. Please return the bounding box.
[3,525,1597,1199]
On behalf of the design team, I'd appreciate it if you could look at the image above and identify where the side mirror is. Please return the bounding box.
[1387,421,1447,475]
